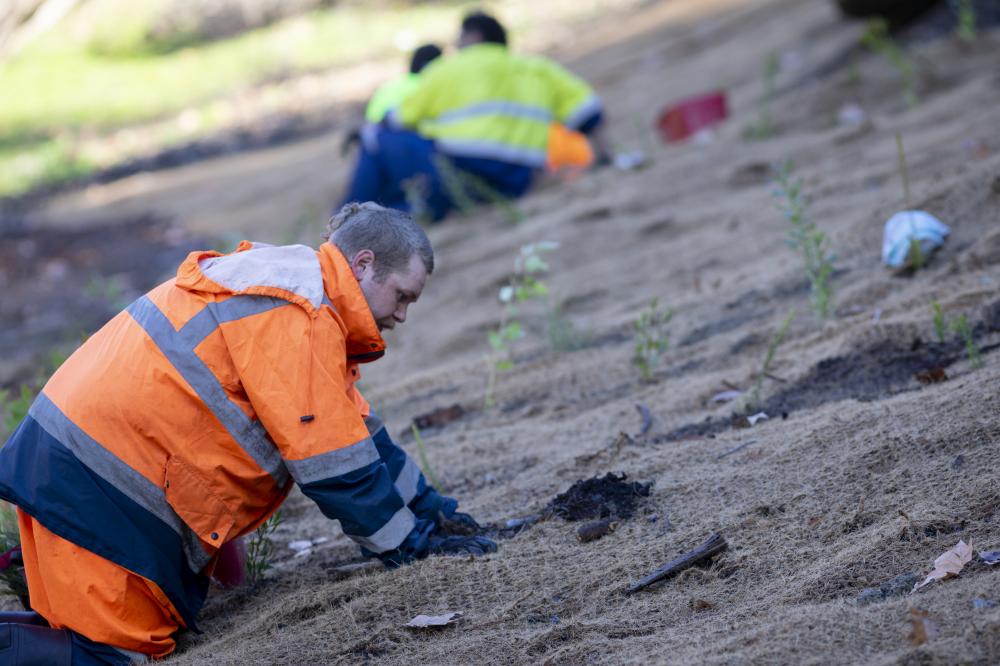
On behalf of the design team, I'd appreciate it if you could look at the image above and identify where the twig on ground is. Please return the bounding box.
[715,441,755,461]
[635,404,653,437]
[626,533,729,594]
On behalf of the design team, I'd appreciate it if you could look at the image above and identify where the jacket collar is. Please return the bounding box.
[318,243,386,363]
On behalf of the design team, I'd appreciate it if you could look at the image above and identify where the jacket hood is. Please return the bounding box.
[175,240,385,363]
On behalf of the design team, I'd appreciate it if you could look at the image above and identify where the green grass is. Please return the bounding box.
[0,3,469,197]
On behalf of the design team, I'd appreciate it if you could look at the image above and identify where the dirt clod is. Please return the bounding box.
[545,473,652,522]
[412,404,466,430]
[576,518,616,543]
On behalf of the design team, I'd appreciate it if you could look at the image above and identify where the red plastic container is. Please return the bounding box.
[656,91,728,143]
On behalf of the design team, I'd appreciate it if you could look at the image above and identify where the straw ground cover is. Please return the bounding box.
[4,0,1000,662]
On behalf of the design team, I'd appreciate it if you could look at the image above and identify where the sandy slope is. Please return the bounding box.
[27,0,1000,663]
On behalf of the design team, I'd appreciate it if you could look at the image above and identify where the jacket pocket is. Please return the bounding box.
[164,456,236,549]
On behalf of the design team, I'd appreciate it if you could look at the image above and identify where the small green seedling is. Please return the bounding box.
[246,510,282,585]
[545,304,586,353]
[955,0,977,42]
[484,242,558,407]
[860,18,918,107]
[748,52,780,140]
[631,298,672,382]
[433,155,524,225]
[746,309,796,412]
[932,302,947,343]
[950,314,982,368]
[895,132,927,270]
[410,424,443,491]
[0,503,27,605]
[1,385,34,442]
[774,161,835,320]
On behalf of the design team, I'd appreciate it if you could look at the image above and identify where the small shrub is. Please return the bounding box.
[950,314,982,368]
[245,511,282,585]
[747,52,780,140]
[774,161,835,320]
[955,0,977,42]
[932,302,947,343]
[546,304,587,353]
[0,503,28,608]
[410,425,442,491]
[860,18,918,107]
[1,385,34,442]
[433,155,524,225]
[483,242,558,407]
[746,309,796,412]
[631,298,672,382]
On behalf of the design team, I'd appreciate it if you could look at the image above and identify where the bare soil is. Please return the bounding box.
[4,0,1000,663]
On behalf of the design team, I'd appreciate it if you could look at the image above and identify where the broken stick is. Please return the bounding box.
[635,403,653,437]
[626,533,728,594]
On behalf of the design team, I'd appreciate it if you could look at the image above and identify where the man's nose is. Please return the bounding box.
[394,303,408,322]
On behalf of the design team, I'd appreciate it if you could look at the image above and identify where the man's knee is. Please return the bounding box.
[0,622,71,666]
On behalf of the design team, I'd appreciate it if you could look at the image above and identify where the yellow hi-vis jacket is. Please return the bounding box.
[392,43,602,169]
[365,72,422,123]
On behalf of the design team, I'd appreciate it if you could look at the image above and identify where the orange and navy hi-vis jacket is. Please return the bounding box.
[0,241,452,656]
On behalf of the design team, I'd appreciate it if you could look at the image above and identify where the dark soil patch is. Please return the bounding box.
[761,337,959,414]
[0,214,209,389]
[411,404,466,430]
[656,335,970,443]
[545,473,652,521]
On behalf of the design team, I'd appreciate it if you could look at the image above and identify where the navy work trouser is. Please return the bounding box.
[339,126,534,222]
[0,613,136,666]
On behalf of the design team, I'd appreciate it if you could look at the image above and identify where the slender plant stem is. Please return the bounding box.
[896,132,912,209]
[411,425,443,490]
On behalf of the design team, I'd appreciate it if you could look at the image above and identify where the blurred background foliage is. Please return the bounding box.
[0,0,635,199]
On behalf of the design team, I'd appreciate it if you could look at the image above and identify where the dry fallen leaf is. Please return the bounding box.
[907,608,938,645]
[406,612,463,628]
[913,540,973,592]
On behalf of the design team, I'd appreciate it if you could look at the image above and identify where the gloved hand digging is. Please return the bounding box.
[437,510,484,536]
[428,535,497,557]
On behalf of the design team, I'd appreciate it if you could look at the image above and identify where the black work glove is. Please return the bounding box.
[428,535,497,557]
[437,510,484,536]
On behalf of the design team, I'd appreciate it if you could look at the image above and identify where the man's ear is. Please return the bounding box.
[349,249,376,280]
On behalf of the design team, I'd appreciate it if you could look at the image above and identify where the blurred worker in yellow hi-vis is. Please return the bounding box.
[339,11,609,221]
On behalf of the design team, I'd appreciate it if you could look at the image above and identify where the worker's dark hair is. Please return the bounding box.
[461,11,507,46]
[409,44,442,74]
[326,202,434,278]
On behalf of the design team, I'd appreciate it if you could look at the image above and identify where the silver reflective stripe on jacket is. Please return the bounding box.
[430,100,553,126]
[346,506,416,553]
[29,394,212,574]
[434,138,547,168]
[364,412,421,503]
[562,94,602,130]
[127,296,289,486]
[284,436,381,485]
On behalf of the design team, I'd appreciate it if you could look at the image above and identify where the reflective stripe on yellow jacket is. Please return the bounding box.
[393,43,601,168]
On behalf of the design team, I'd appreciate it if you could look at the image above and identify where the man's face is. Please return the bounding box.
[352,252,428,332]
